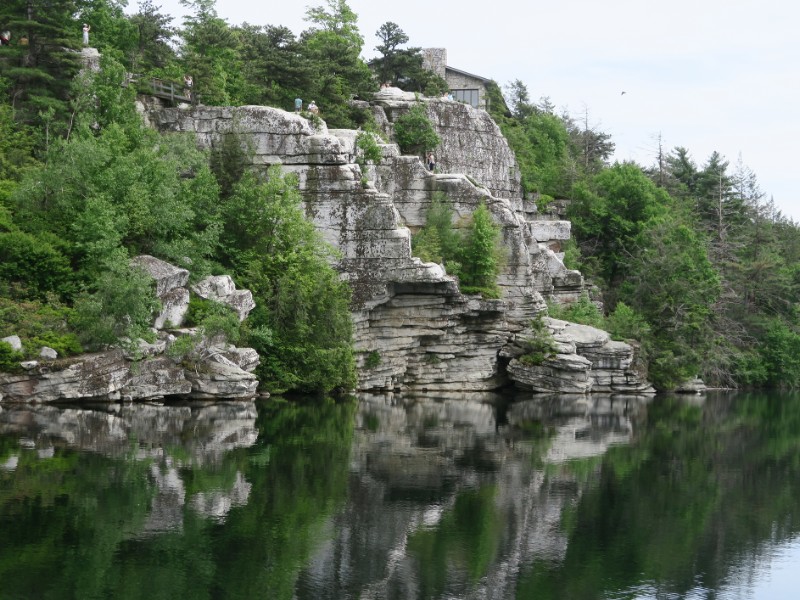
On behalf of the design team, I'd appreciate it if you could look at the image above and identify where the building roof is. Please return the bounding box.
[445,65,492,84]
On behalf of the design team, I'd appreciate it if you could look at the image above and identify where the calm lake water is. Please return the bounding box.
[2,391,800,599]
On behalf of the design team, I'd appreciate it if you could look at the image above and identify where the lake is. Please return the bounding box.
[1,391,799,599]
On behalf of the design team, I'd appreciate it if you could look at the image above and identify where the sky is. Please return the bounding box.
[130,0,800,220]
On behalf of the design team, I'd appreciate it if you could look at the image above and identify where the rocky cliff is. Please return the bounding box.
[148,89,651,395]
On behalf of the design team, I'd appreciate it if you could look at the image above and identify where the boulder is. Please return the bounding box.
[131,255,189,296]
[192,275,255,322]
[2,336,22,351]
[39,347,58,360]
[184,356,258,399]
[154,287,190,329]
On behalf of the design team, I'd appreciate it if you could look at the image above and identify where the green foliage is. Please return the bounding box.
[605,301,651,342]
[0,102,38,182]
[0,296,82,359]
[737,319,800,388]
[12,119,221,279]
[127,0,177,73]
[223,167,355,393]
[569,162,672,284]
[209,131,248,199]
[411,193,461,267]
[70,259,160,350]
[458,203,503,298]
[178,0,244,106]
[548,293,604,329]
[0,0,83,129]
[300,0,376,128]
[518,315,558,366]
[0,340,24,371]
[354,131,382,171]
[619,220,720,389]
[393,103,440,155]
[372,21,448,95]
[0,230,74,301]
[412,196,503,298]
[364,350,380,369]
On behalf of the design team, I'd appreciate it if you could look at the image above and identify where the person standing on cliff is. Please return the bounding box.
[82,23,90,46]
[426,151,436,172]
[294,97,303,112]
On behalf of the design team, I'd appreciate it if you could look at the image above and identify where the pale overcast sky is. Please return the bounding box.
[131,0,800,221]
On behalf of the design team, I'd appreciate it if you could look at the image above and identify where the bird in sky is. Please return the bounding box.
[621,91,627,95]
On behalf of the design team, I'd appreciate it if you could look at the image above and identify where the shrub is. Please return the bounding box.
[548,292,605,329]
[0,231,74,301]
[365,350,381,369]
[70,260,160,350]
[518,315,558,366]
[0,296,83,359]
[355,131,382,171]
[0,341,24,372]
[393,103,440,155]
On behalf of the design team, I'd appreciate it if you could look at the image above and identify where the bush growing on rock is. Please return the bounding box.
[393,103,440,156]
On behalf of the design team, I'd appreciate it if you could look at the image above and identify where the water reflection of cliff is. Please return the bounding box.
[296,392,652,600]
[0,401,257,528]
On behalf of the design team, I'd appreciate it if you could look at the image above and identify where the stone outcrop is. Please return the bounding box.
[149,95,613,394]
[192,275,255,322]
[0,258,260,403]
[503,318,654,394]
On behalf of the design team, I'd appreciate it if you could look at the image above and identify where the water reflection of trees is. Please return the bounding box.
[0,399,356,600]
[517,391,800,599]
[3,392,800,599]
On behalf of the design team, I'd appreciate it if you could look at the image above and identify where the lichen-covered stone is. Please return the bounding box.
[131,255,190,296]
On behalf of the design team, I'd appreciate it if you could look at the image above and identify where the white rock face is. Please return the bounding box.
[147,98,652,394]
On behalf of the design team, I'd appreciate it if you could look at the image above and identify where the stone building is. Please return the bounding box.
[422,48,493,110]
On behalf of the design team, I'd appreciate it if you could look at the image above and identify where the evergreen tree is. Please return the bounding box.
[0,0,84,129]
[179,0,243,105]
[300,0,375,127]
[459,203,502,297]
[372,21,447,95]
[127,0,176,72]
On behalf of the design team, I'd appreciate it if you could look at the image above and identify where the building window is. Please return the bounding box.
[451,88,480,108]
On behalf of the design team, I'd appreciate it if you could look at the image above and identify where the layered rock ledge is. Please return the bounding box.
[147,94,609,394]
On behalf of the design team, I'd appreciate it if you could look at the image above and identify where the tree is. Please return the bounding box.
[179,0,243,105]
[568,162,671,285]
[231,24,311,108]
[0,0,84,129]
[620,220,720,389]
[300,0,375,127]
[459,203,502,298]
[372,21,447,95]
[127,0,176,72]
[221,167,355,393]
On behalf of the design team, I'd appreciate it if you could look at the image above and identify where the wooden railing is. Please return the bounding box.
[124,74,195,105]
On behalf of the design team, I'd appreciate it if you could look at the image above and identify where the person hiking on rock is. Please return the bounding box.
[426,151,436,172]
[82,23,90,46]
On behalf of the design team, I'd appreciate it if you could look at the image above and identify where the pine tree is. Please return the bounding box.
[0,0,83,128]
